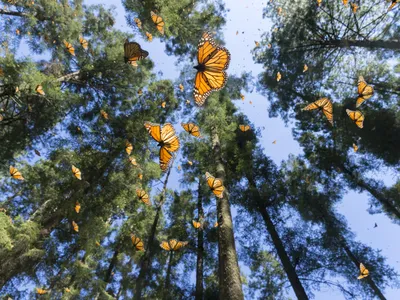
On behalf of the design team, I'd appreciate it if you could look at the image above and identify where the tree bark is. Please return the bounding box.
[134,167,172,300]
[163,251,174,300]
[211,127,244,300]
[342,244,386,300]
[258,204,309,299]
[195,182,204,300]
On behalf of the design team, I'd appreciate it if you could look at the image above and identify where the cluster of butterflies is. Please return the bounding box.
[134,11,165,43]
[315,0,397,12]
[301,76,374,129]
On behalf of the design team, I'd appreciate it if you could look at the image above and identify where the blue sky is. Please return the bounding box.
[64,0,400,298]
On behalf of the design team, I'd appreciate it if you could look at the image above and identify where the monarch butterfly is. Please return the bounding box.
[267,43,272,49]
[239,124,250,132]
[144,122,180,171]
[351,2,358,13]
[177,165,181,171]
[303,64,308,72]
[138,89,143,95]
[192,220,202,229]
[240,94,245,101]
[388,0,397,11]
[129,156,138,166]
[131,233,144,251]
[179,84,184,91]
[346,109,364,128]
[146,32,153,42]
[160,239,188,251]
[75,202,81,213]
[193,32,231,106]
[72,221,79,232]
[136,188,151,206]
[181,122,201,137]
[353,143,358,152]
[35,85,45,95]
[186,99,190,105]
[214,221,219,227]
[79,36,88,50]
[317,0,322,6]
[302,98,333,125]
[357,263,369,279]
[16,29,20,35]
[95,241,101,247]
[71,165,82,180]
[10,166,24,180]
[124,40,149,65]
[272,140,277,144]
[356,76,374,107]
[277,7,283,14]
[125,141,133,155]
[187,160,193,166]
[138,173,143,180]
[100,109,108,120]
[65,287,71,293]
[276,72,282,82]
[134,17,142,29]
[36,288,47,295]
[150,11,165,35]
[205,172,225,199]
[343,0,348,5]
[254,41,260,47]
[236,30,239,35]
[161,101,166,108]
[63,40,75,56]
[34,149,41,156]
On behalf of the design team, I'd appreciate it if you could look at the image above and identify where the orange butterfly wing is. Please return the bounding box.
[150,11,165,35]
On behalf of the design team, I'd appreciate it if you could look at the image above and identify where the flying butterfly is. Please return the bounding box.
[35,85,45,95]
[351,2,358,13]
[100,109,109,120]
[346,109,364,128]
[65,288,71,293]
[267,43,272,49]
[302,98,333,125]
[150,11,165,35]
[131,233,144,251]
[34,149,41,156]
[125,141,133,155]
[144,122,180,171]
[357,263,369,279]
[181,122,201,137]
[193,32,231,106]
[179,84,184,92]
[134,17,142,29]
[129,156,138,166]
[136,188,151,206]
[388,0,398,11]
[192,220,202,229]
[239,124,250,132]
[343,0,348,5]
[276,72,282,82]
[356,76,374,107]
[272,140,277,144]
[124,40,149,65]
[10,166,24,180]
[160,239,188,251]
[214,221,219,227]
[161,101,166,108]
[205,172,225,199]
[187,160,193,166]
[79,36,88,50]
[36,288,47,295]
[72,221,79,232]
[71,165,82,180]
[353,143,358,152]
[240,94,245,101]
[63,40,75,56]
[303,64,308,72]
[75,202,81,213]
[138,173,143,180]
[146,32,153,42]
[254,41,260,47]
[138,89,143,95]
[95,241,101,247]
[186,99,190,105]
[317,0,322,6]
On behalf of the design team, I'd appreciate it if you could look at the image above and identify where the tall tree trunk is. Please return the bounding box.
[134,167,172,300]
[104,244,121,284]
[211,127,244,300]
[342,166,400,220]
[195,182,204,300]
[341,244,386,300]
[163,251,174,300]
